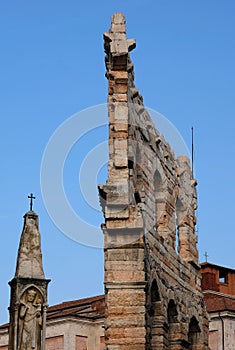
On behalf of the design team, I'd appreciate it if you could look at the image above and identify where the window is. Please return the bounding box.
[219,269,228,284]
[46,336,64,350]
[209,330,218,350]
[76,336,88,350]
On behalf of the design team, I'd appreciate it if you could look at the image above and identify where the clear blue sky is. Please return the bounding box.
[0,1,235,324]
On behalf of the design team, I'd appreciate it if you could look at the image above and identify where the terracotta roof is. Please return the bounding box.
[0,323,8,330]
[204,292,235,313]
[200,262,235,272]
[47,294,105,321]
[0,295,105,330]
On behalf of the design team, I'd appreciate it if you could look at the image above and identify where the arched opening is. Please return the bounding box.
[154,170,164,236]
[135,142,144,202]
[148,279,163,350]
[151,279,161,303]
[175,197,184,254]
[188,316,201,349]
[176,192,198,262]
[167,300,178,324]
[19,285,44,303]
[166,300,179,349]
[154,169,176,248]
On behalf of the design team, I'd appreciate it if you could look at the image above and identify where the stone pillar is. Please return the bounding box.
[8,211,50,350]
[100,13,146,350]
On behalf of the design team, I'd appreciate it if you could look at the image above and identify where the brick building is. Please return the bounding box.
[201,262,235,350]
[0,295,105,350]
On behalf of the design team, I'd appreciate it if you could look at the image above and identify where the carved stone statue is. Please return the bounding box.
[18,288,42,350]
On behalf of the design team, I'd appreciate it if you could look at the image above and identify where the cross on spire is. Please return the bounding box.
[28,193,36,211]
[204,251,209,262]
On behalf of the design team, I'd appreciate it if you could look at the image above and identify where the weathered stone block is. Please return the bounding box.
[114,139,128,167]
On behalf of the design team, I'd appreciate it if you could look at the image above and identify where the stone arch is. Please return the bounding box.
[150,279,162,321]
[134,139,144,203]
[175,156,198,262]
[146,278,165,350]
[175,197,184,253]
[166,299,181,350]
[167,299,178,324]
[154,167,177,249]
[188,316,201,349]
[154,169,165,236]
[151,279,161,303]
[19,285,44,303]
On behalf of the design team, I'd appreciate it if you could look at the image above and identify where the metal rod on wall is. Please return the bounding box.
[191,126,194,178]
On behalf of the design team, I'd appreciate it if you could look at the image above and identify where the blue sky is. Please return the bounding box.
[0,1,235,324]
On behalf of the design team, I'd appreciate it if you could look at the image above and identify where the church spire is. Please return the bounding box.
[8,199,50,350]
[15,209,45,279]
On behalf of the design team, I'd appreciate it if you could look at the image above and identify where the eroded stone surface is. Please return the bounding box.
[8,211,50,350]
[99,12,209,350]
[15,211,44,279]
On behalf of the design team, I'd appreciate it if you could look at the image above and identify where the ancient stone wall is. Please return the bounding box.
[99,13,209,350]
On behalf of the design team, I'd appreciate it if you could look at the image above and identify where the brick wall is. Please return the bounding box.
[46,335,64,350]
[209,330,218,350]
[100,336,105,350]
[76,336,87,350]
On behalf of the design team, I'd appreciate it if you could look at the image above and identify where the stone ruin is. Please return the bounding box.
[99,12,209,350]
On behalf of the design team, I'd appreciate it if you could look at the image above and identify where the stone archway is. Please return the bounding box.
[166,299,180,350]
[188,316,201,350]
[147,279,164,350]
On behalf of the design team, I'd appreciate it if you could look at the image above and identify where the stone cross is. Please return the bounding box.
[28,193,35,211]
